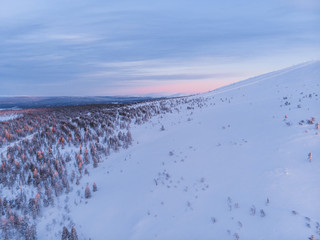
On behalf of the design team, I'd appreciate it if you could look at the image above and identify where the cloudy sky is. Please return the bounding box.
[0,0,319,96]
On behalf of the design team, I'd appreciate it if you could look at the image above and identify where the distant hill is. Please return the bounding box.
[0,96,155,109]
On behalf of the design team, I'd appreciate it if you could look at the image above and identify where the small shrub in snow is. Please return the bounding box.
[76,176,80,185]
[161,125,165,131]
[266,197,270,206]
[250,205,256,216]
[234,233,240,240]
[307,117,315,124]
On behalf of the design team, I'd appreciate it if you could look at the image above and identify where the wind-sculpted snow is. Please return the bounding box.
[1,61,320,239]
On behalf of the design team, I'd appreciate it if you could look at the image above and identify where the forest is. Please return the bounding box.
[0,96,205,239]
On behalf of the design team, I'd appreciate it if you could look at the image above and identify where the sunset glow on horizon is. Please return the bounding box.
[0,0,319,96]
[107,78,238,96]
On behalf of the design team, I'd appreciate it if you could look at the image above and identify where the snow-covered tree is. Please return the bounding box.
[61,226,69,240]
[69,226,78,240]
[93,182,97,192]
[85,184,91,199]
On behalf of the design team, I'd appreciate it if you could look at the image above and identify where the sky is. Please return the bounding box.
[0,0,319,96]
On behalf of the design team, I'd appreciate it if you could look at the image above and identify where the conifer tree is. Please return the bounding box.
[61,226,69,240]
[85,184,91,199]
[70,226,78,240]
[93,182,97,192]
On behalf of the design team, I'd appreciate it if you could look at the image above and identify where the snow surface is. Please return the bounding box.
[38,61,320,239]
[0,113,22,122]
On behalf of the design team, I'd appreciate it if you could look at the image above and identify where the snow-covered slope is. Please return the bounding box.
[40,61,320,239]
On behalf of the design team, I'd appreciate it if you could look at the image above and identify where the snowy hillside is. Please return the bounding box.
[52,61,320,240]
[1,61,320,239]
